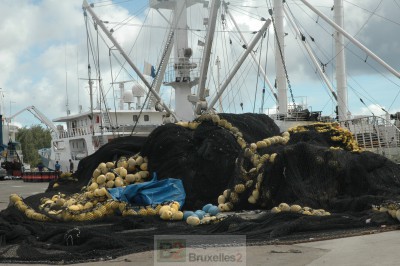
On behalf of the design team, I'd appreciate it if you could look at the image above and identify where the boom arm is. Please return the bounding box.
[6,106,58,134]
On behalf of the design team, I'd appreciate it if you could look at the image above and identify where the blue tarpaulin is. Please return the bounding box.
[107,173,186,207]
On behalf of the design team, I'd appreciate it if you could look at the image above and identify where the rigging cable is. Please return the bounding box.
[253,31,264,113]
[260,29,270,113]
[269,0,296,108]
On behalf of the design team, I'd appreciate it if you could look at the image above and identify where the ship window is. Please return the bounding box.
[144,115,149,122]
[133,115,138,122]
[53,141,65,151]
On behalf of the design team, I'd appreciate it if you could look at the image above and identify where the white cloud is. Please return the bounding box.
[1,0,399,127]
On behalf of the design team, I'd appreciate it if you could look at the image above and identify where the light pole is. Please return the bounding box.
[8,101,15,143]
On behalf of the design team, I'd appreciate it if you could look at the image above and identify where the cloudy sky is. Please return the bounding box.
[1,0,400,128]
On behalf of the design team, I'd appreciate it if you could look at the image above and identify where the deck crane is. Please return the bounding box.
[6,106,58,138]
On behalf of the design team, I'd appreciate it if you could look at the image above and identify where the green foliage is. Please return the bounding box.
[16,125,51,166]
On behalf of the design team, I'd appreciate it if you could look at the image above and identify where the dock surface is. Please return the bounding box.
[0,180,399,266]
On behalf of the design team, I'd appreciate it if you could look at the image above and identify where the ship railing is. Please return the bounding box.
[163,58,201,84]
[57,126,93,139]
[340,115,400,163]
[268,112,322,122]
[57,124,162,140]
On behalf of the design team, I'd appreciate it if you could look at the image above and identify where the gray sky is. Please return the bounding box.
[1,0,399,128]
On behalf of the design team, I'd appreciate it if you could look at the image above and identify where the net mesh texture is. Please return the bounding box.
[1,113,400,264]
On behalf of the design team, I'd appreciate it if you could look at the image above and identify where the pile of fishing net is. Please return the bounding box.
[1,113,400,263]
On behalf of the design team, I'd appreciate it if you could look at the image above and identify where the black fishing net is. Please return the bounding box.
[1,113,400,264]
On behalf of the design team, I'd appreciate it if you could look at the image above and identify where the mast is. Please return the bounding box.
[195,0,221,115]
[334,0,348,121]
[150,0,201,121]
[170,0,194,121]
[274,0,287,115]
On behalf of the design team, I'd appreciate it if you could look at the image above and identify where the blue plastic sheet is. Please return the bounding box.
[107,173,186,207]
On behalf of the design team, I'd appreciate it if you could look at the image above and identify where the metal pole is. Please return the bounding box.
[207,19,272,111]
[334,0,348,121]
[196,0,221,114]
[274,0,287,115]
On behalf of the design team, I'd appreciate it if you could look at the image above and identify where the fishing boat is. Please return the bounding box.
[41,0,400,170]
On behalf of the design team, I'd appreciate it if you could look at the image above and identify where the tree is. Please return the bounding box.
[16,125,51,166]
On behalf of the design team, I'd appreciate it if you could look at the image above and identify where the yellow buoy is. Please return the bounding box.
[10,194,22,203]
[140,163,148,171]
[271,207,281,213]
[171,211,184,220]
[138,208,148,216]
[96,175,106,185]
[217,195,226,204]
[125,174,136,183]
[93,168,101,179]
[84,202,93,210]
[270,153,277,163]
[15,201,28,212]
[68,205,81,212]
[223,189,231,199]
[119,167,127,178]
[106,172,115,181]
[139,171,149,179]
[115,177,124,187]
[128,158,136,167]
[388,209,397,219]
[98,163,108,174]
[160,210,172,220]
[248,195,256,204]
[88,182,98,192]
[218,203,231,211]
[234,184,245,194]
[119,202,127,213]
[188,122,199,130]
[252,189,260,200]
[170,203,179,212]
[186,215,200,226]
[106,180,115,188]
[290,204,302,213]
[123,209,137,216]
[146,207,157,216]
[106,162,115,169]
[159,205,172,215]
[135,156,144,165]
